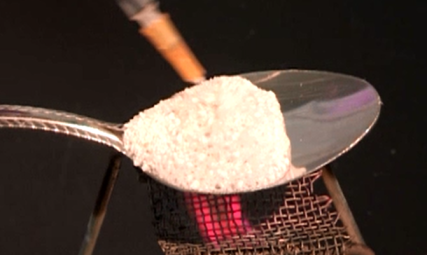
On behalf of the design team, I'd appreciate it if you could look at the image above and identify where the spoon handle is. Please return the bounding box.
[0,105,125,152]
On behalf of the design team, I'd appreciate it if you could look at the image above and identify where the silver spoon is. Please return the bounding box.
[0,69,381,194]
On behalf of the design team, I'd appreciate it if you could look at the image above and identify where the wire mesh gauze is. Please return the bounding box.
[146,170,355,255]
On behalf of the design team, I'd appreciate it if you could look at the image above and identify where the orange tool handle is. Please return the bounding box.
[140,13,206,84]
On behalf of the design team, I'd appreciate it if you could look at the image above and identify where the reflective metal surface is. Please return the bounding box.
[242,70,381,172]
[0,105,124,152]
[0,70,381,193]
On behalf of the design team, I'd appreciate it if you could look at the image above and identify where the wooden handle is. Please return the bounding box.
[140,14,205,84]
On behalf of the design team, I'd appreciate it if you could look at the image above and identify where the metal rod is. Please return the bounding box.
[321,165,365,244]
[321,166,376,254]
[78,154,123,255]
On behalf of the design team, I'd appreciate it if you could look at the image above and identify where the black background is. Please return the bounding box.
[0,0,425,254]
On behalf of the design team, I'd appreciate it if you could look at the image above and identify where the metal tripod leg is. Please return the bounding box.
[321,165,375,255]
[78,153,123,255]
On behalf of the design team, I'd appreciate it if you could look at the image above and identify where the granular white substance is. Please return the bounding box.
[123,76,300,193]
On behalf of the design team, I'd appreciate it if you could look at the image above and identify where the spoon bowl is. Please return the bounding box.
[242,70,381,172]
[0,70,381,194]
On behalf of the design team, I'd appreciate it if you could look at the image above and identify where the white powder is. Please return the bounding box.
[123,76,302,193]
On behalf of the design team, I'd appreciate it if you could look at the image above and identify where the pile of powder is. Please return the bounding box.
[123,76,296,193]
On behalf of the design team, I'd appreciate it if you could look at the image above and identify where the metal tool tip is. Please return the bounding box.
[116,0,156,18]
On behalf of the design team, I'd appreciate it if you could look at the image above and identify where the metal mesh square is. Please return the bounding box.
[147,170,354,255]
